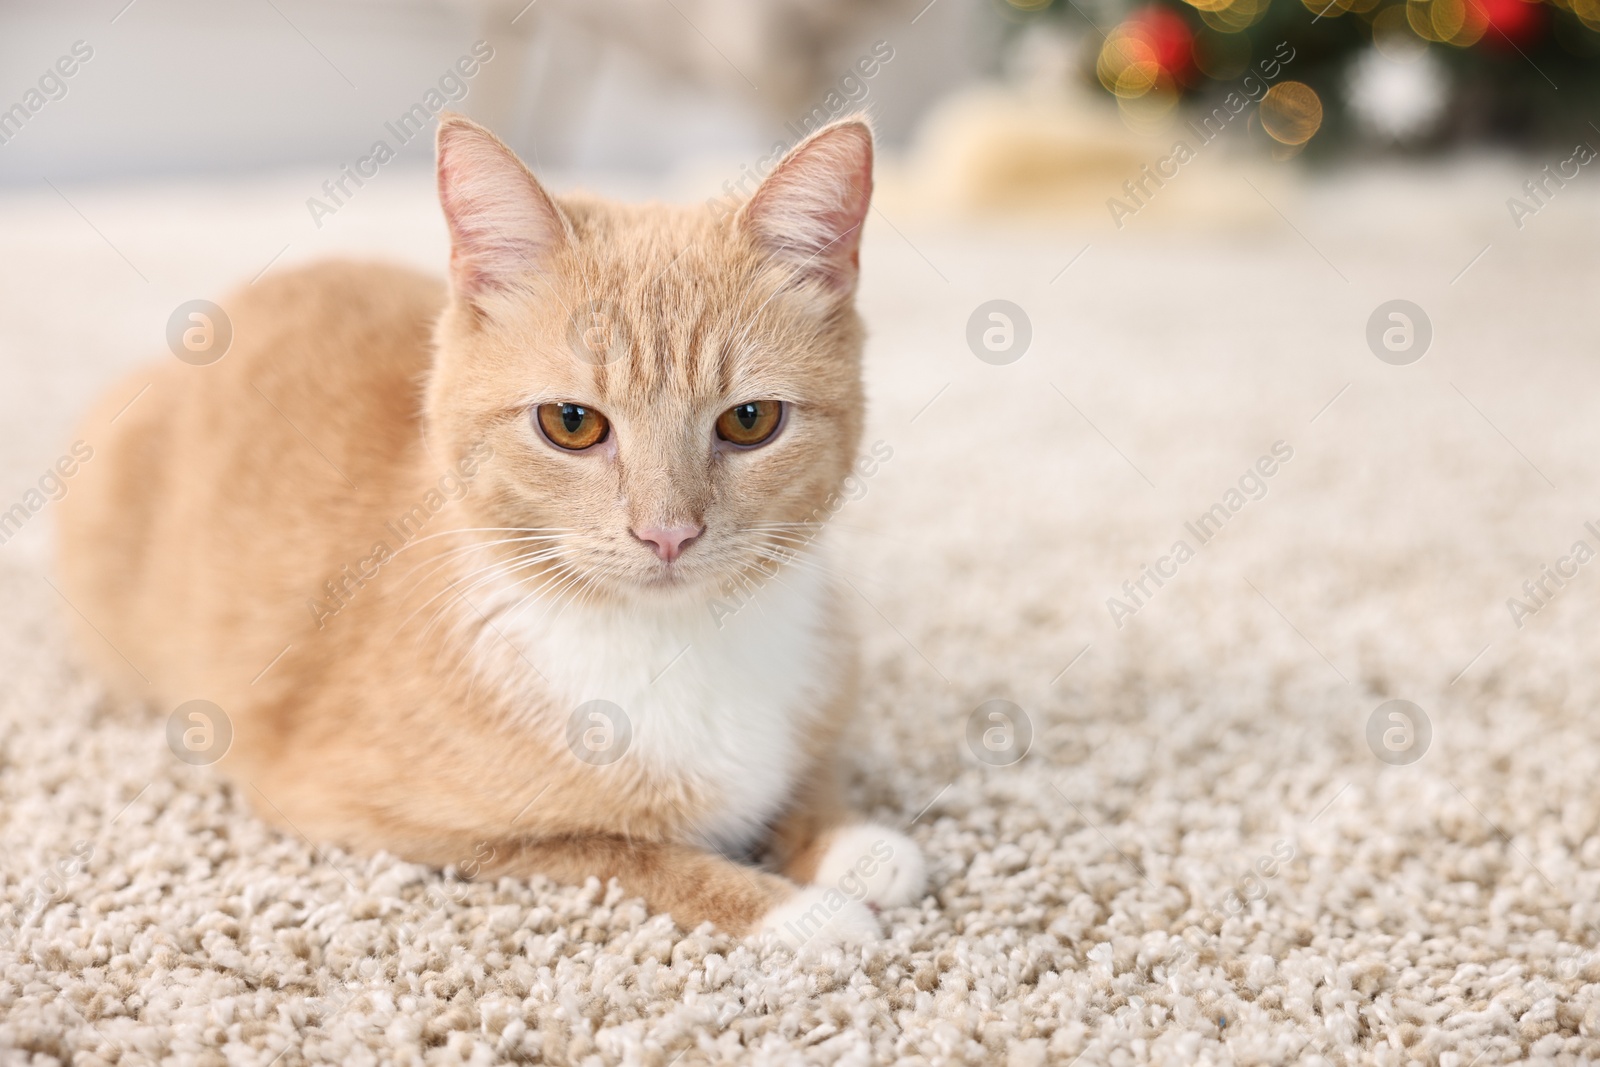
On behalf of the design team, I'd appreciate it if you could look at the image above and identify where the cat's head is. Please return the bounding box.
[424,113,872,603]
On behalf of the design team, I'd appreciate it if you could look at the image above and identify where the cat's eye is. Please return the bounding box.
[536,403,610,451]
[715,400,783,448]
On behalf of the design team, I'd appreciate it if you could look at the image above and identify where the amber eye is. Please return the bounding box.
[536,403,610,451]
[716,401,783,448]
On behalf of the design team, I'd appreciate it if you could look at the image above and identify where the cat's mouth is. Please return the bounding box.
[633,557,722,592]
[625,553,757,602]
[637,565,690,587]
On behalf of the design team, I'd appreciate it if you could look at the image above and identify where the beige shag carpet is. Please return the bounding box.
[3,159,1600,1066]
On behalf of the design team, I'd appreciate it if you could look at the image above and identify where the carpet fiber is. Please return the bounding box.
[2,162,1599,1065]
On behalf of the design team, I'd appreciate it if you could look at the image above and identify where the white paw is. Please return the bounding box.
[758,886,881,948]
[812,823,927,910]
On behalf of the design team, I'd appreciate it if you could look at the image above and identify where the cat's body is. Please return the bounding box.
[58,115,923,941]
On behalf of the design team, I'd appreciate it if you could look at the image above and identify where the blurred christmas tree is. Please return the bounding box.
[1016,0,1600,151]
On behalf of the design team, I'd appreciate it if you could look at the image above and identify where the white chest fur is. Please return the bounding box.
[479,557,838,853]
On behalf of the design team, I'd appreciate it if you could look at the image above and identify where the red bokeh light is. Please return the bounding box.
[1471,0,1545,47]
[1124,5,1196,80]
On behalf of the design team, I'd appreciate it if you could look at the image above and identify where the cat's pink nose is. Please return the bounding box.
[632,524,702,562]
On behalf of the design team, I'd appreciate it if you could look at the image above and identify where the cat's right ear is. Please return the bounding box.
[435,113,568,305]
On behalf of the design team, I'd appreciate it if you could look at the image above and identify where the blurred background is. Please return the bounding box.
[6,0,1599,593]
[4,0,1598,518]
[6,0,1598,191]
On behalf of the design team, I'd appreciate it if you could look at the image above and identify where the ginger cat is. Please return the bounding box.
[57,113,925,944]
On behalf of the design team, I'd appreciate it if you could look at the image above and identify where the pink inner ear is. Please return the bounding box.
[436,120,566,300]
[740,122,874,294]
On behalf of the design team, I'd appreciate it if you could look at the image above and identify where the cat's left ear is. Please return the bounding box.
[435,112,569,304]
[737,117,874,296]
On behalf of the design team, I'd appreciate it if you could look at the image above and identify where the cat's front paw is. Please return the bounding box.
[813,823,927,910]
[758,886,881,948]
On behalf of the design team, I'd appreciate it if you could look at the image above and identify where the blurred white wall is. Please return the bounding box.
[0,0,1002,185]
